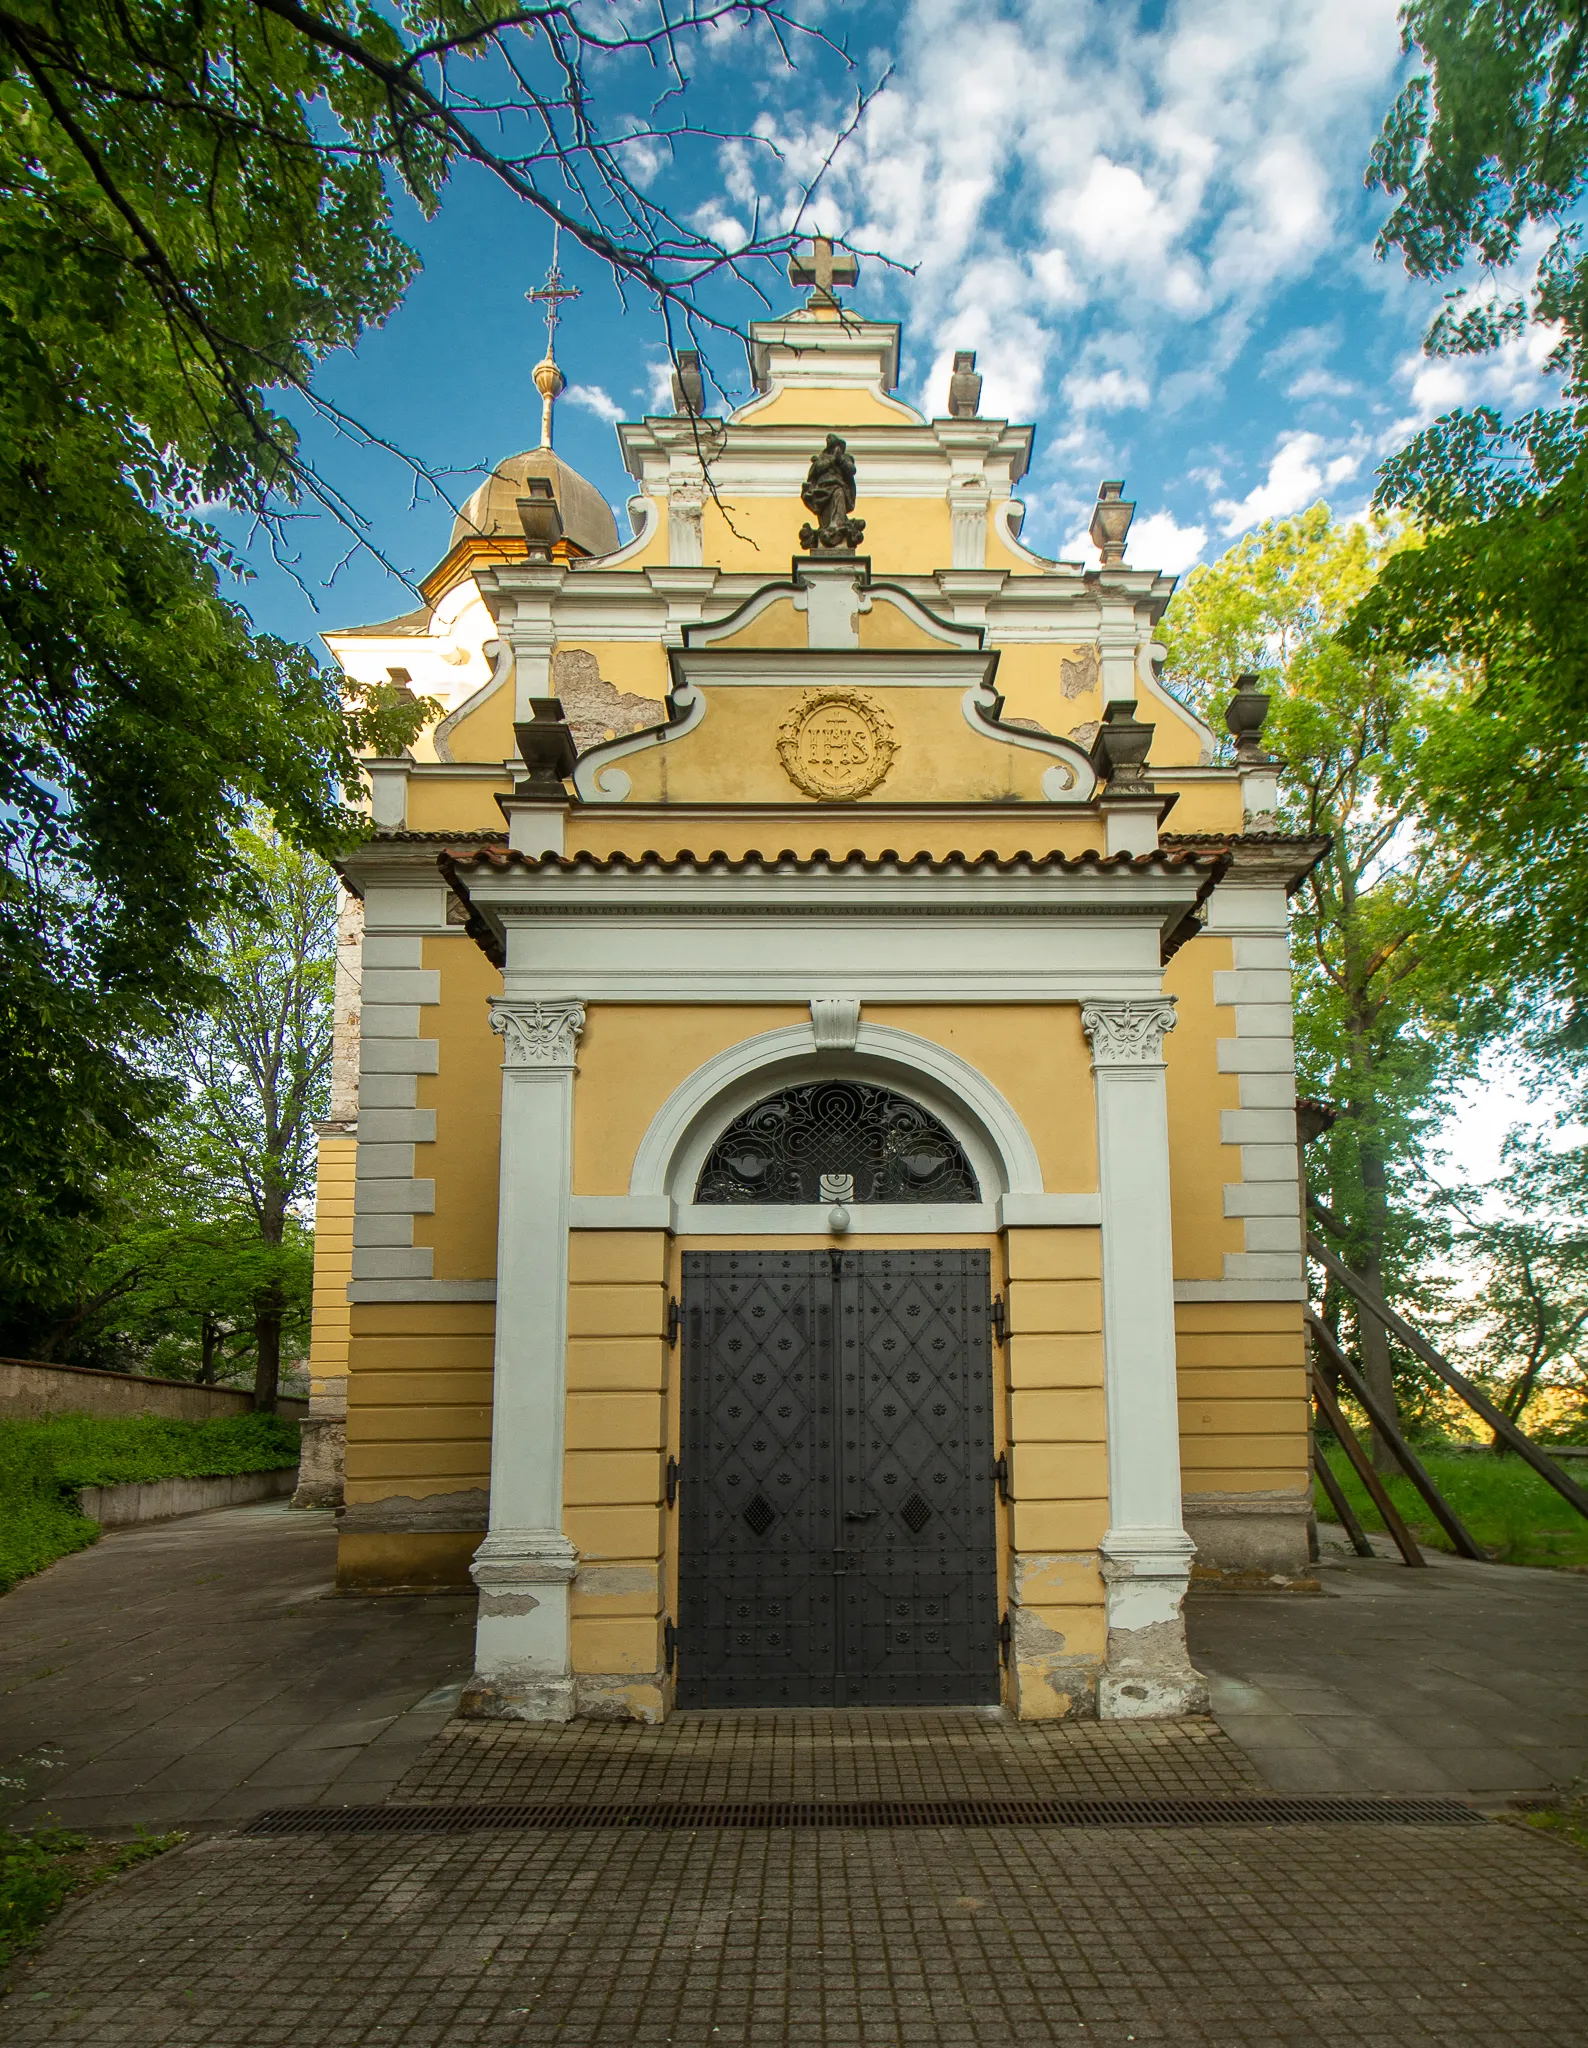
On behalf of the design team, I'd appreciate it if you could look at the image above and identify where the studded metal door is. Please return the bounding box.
[678,1248,999,1708]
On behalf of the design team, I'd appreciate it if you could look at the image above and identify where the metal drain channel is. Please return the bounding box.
[243,1794,1486,1837]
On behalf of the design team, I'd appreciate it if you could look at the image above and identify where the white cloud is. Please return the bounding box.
[1062,508,1209,574]
[1387,318,1563,445]
[735,0,1406,514]
[565,384,623,424]
[1063,366,1151,414]
[1211,431,1361,534]
[1130,510,1210,574]
[1287,367,1356,400]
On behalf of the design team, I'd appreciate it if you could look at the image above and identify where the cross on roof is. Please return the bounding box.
[526,226,581,354]
[790,235,858,303]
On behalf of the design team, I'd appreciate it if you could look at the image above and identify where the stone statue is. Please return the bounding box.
[799,434,866,552]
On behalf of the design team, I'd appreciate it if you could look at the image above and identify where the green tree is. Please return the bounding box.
[1354,2,1588,1022]
[167,826,337,1411]
[0,0,848,1286]
[1161,505,1477,1461]
[1426,1100,1588,1446]
[1369,0,1588,513]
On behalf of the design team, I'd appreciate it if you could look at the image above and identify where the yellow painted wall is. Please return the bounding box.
[702,496,953,578]
[406,775,513,833]
[1162,935,1244,1280]
[1175,1300,1309,1494]
[986,644,1213,772]
[342,1302,494,1495]
[555,640,671,706]
[565,812,1109,861]
[594,682,1074,807]
[1003,1227,1108,1717]
[308,1136,356,1405]
[567,1230,671,1715]
[572,1004,805,1196]
[412,935,503,1280]
[729,384,923,430]
[431,673,516,765]
[866,1004,1097,1197]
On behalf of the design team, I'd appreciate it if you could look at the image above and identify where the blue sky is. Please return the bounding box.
[236,0,1557,644]
[224,0,1568,1179]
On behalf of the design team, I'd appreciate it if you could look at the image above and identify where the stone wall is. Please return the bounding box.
[0,1358,308,1423]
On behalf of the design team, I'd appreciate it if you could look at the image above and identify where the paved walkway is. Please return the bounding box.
[6,1799,1585,2043]
[4,1504,1588,2043]
[0,1501,473,1832]
[1187,1530,1588,1796]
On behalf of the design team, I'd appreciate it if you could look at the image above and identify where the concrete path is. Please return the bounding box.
[0,1501,473,1833]
[4,1503,1588,2043]
[1187,1533,1588,1797]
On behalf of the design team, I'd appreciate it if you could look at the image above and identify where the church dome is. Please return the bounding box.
[450,449,620,559]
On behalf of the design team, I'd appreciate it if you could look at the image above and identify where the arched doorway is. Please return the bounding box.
[676,1080,1000,1708]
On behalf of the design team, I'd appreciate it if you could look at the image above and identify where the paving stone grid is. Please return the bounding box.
[6,1816,1586,2045]
[389,1710,1264,1807]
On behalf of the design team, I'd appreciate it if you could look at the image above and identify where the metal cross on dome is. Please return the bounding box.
[526,225,581,353]
[790,234,858,303]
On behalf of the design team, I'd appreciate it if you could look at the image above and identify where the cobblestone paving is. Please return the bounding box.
[5,1816,1585,2044]
[389,1710,1263,1807]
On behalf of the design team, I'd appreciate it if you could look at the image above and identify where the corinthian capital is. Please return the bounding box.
[1081,997,1177,1067]
[490,997,585,1069]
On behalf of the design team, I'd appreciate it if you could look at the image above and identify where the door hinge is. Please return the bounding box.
[989,1295,1008,1346]
[664,1618,677,1675]
[999,1611,1013,1669]
[994,1452,1013,1504]
[667,1296,682,1347]
[665,1455,680,1508]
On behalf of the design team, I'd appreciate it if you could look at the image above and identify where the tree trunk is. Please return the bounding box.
[252,1287,282,1414]
[199,1315,219,1385]
[1345,1015,1401,1474]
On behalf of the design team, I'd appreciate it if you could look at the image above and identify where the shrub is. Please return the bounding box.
[0,1412,300,1592]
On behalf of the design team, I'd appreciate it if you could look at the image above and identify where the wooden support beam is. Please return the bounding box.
[1306,1309,1486,1561]
[1307,1232,1588,1525]
[1308,1363,1425,1567]
[1312,1436,1374,1557]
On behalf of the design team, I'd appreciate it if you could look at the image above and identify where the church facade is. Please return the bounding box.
[307,261,1322,1724]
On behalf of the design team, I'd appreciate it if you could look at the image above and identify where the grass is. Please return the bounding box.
[1315,1443,1588,1570]
[0,1826,182,1972]
[1516,1795,1588,1857]
[0,1412,300,1593]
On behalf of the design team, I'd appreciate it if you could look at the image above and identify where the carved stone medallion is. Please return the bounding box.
[777,690,897,802]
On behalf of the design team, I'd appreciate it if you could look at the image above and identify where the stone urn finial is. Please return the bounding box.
[1224,673,1272,763]
[1088,701,1156,788]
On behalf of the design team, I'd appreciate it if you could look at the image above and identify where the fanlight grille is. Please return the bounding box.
[696,1082,979,1206]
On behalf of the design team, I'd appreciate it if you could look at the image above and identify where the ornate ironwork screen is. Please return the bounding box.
[695,1081,979,1205]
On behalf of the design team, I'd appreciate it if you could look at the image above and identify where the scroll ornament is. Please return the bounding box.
[490,998,586,1068]
[1080,998,1177,1066]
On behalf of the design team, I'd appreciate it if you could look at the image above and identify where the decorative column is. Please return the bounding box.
[1081,998,1208,1719]
[461,996,585,1721]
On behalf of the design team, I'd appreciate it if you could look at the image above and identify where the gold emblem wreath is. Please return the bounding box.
[776,690,898,802]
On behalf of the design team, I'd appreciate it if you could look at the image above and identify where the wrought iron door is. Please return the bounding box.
[678,1248,999,1708]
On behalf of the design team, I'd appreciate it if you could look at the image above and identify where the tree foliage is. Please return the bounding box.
[1162,506,1478,1451]
[1433,1120,1588,1439]
[0,829,331,1394]
[1357,3,1588,1024]
[1370,0,1588,514]
[0,0,846,1275]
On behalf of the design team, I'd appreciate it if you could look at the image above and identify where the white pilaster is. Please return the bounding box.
[463,996,585,1721]
[1082,997,1208,1719]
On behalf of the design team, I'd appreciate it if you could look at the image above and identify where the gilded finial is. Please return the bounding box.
[526,225,581,449]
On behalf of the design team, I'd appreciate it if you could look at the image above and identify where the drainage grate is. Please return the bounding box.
[243,1793,1486,1837]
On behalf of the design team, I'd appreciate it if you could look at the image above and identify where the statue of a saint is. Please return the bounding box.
[799,434,866,552]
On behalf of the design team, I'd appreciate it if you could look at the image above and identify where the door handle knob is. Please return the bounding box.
[844,1510,876,1522]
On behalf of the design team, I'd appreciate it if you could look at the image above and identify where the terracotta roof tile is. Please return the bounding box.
[441,845,1229,877]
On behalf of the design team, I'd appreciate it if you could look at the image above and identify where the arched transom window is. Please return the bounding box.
[695,1080,980,1205]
